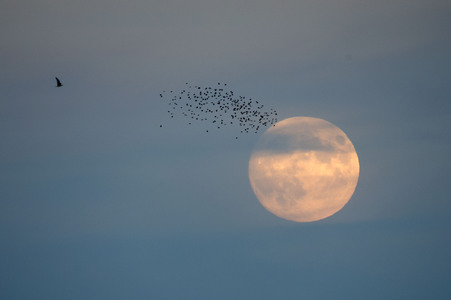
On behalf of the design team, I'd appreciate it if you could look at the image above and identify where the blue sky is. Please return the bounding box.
[1,0,451,299]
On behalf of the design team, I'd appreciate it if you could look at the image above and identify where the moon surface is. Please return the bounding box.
[248,117,359,222]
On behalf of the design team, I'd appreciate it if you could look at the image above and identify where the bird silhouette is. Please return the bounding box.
[55,77,63,87]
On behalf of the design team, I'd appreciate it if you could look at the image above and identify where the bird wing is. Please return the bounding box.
[55,77,62,85]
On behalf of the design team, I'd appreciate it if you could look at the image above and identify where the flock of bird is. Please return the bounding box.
[54,78,278,139]
[159,83,278,138]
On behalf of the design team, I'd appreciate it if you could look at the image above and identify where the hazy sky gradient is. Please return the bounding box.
[1,0,451,299]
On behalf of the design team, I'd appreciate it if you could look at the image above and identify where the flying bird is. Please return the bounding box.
[55,77,63,87]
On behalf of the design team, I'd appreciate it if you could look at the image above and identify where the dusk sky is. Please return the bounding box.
[1,0,451,299]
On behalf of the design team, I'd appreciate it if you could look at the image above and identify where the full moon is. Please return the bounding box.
[248,117,359,222]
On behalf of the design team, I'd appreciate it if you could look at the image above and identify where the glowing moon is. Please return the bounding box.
[248,117,359,222]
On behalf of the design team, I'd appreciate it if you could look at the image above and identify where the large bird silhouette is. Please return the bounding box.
[55,77,63,87]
